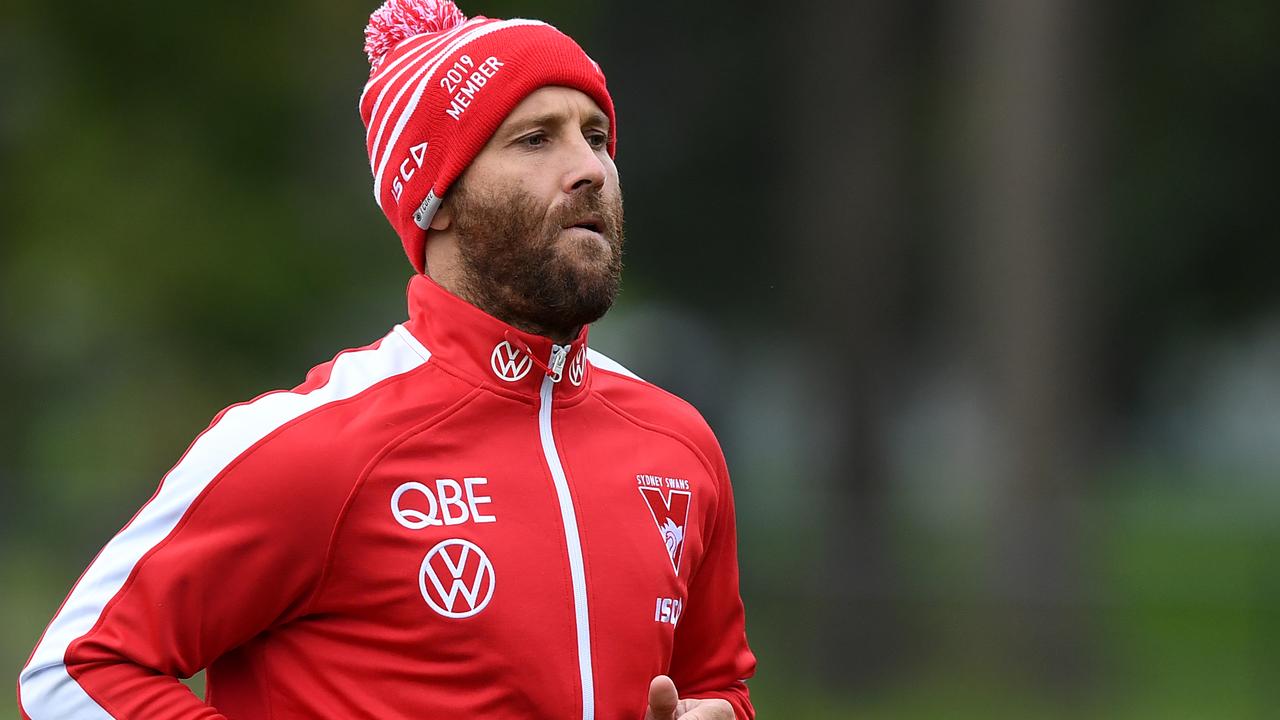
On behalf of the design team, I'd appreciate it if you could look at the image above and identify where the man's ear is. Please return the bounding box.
[429,197,453,231]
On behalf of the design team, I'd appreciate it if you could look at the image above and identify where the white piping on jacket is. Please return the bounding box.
[17,327,430,719]
[537,343,595,720]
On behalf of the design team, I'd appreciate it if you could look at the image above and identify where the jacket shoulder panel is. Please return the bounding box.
[209,325,436,478]
[586,347,643,381]
[587,348,725,476]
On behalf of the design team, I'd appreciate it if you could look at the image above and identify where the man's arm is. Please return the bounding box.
[17,330,421,719]
[17,396,356,719]
[664,440,757,720]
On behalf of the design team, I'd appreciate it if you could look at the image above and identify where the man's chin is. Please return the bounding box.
[551,271,620,329]
[556,227,614,262]
[551,234,618,276]
[518,292,614,338]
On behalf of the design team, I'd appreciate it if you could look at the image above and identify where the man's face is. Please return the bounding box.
[447,86,624,340]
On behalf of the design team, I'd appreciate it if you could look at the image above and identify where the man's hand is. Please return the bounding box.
[643,675,734,720]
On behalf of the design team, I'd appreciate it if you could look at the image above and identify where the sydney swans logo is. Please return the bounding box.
[419,538,496,618]
[637,478,693,574]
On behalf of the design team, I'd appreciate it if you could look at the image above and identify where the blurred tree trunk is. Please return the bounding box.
[951,0,1101,696]
[783,0,914,691]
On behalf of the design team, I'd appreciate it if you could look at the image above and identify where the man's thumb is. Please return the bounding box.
[645,675,679,720]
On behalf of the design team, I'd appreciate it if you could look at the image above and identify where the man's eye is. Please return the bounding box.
[587,133,609,149]
[521,134,547,148]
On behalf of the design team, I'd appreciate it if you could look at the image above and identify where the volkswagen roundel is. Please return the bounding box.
[490,341,532,382]
[419,538,496,619]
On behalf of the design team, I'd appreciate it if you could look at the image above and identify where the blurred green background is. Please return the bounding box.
[2,0,1278,718]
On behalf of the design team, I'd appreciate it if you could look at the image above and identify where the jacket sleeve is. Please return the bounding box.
[17,400,350,720]
[667,439,757,720]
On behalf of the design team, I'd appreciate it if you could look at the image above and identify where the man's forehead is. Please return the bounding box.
[500,86,609,131]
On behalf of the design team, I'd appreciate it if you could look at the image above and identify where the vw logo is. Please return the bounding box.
[568,348,586,386]
[419,538,496,619]
[490,341,532,382]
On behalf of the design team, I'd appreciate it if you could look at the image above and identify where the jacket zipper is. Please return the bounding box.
[538,343,594,720]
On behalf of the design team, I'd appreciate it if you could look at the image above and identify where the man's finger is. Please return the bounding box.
[674,697,735,720]
[644,675,679,720]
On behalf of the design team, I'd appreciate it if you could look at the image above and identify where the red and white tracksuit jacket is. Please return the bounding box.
[18,275,756,719]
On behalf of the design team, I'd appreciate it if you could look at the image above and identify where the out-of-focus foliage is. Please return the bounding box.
[3,1,1277,718]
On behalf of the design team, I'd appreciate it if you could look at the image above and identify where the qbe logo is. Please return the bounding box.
[419,538,496,619]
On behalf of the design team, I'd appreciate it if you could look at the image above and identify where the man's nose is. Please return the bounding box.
[562,135,607,194]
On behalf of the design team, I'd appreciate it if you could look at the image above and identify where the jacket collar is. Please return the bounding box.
[401,274,593,401]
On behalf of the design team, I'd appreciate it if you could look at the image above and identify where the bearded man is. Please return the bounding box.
[18,2,757,718]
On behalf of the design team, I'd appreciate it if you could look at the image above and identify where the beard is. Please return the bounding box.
[448,179,625,341]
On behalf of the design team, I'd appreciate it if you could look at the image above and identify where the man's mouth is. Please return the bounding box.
[564,215,604,234]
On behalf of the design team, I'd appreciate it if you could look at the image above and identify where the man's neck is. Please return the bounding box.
[426,267,580,345]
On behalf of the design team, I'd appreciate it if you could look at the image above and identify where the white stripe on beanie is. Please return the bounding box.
[365,18,500,176]
[362,17,487,163]
[372,18,547,207]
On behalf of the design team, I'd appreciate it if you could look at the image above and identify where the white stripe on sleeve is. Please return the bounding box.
[587,348,643,381]
[17,326,430,719]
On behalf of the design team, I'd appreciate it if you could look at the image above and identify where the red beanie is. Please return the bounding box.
[359,0,617,274]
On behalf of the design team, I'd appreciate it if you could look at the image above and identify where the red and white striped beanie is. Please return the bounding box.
[360,0,617,274]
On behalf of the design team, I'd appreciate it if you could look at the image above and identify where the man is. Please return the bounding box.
[17,1,756,718]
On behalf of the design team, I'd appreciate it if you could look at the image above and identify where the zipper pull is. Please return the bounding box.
[548,345,568,383]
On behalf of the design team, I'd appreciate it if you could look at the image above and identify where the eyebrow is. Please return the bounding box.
[504,110,611,137]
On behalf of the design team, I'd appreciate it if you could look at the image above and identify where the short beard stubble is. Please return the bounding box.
[449,180,625,342]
